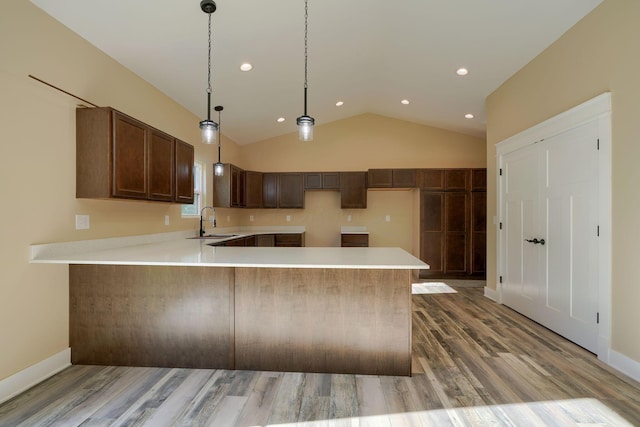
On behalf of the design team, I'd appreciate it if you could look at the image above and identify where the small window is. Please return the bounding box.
[181,161,204,217]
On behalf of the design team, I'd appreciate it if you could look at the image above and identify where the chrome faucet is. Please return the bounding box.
[199,206,216,237]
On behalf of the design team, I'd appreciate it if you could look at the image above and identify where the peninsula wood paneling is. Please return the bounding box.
[69,265,234,369]
[234,267,412,376]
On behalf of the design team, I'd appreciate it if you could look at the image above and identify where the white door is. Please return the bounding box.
[501,121,599,353]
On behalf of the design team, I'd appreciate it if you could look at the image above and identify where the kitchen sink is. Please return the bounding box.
[203,234,238,238]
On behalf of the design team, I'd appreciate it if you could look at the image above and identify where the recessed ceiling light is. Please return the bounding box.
[456,68,469,76]
[335,101,344,107]
[240,62,253,72]
[465,113,475,119]
[277,117,285,123]
[401,99,410,105]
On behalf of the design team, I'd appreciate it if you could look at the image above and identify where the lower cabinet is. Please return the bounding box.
[212,233,304,247]
[341,234,369,247]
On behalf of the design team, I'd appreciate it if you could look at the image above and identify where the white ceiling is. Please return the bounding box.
[31,0,602,145]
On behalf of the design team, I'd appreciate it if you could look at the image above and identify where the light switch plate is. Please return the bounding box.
[385,215,391,222]
[165,215,170,226]
[75,214,90,230]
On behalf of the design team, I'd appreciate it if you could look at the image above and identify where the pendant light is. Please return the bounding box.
[199,0,218,144]
[296,0,315,141]
[214,105,224,176]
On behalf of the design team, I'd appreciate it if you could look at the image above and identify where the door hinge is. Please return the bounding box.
[499,222,503,230]
[499,168,503,176]
[597,312,600,324]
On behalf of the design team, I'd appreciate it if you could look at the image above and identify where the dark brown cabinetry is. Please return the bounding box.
[368,169,416,188]
[76,107,194,204]
[255,234,275,247]
[245,171,263,208]
[420,168,486,279]
[212,164,246,208]
[174,140,195,204]
[304,172,340,190]
[341,233,369,247]
[148,130,175,201]
[261,173,304,209]
[340,172,367,208]
[275,233,305,247]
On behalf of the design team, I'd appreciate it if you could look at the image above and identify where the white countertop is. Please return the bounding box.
[29,231,428,270]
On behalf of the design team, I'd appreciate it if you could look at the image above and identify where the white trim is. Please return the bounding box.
[484,286,499,302]
[496,92,612,155]
[495,92,612,360]
[0,348,71,405]
[609,349,640,383]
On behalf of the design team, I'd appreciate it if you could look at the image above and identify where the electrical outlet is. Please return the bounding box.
[227,215,231,222]
[250,215,254,222]
[75,214,90,230]
[165,215,170,226]
[385,215,391,222]
[286,215,291,222]
[347,215,352,222]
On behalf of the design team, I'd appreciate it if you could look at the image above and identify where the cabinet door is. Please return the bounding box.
[420,191,444,275]
[245,171,263,208]
[148,130,174,201]
[340,172,367,208]
[256,234,275,247]
[471,169,487,191]
[470,191,486,276]
[278,173,304,208]
[392,169,416,188]
[304,173,323,190]
[148,130,175,201]
[230,165,245,207]
[341,234,369,247]
[174,139,194,204]
[322,172,340,190]
[417,169,444,190]
[112,111,148,199]
[275,234,304,247]
[262,173,278,208]
[368,169,393,188]
[444,192,469,274]
[444,169,469,191]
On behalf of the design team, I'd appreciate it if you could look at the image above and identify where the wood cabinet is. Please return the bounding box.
[341,233,369,247]
[76,107,194,204]
[261,173,304,209]
[212,164,246,208]
[420,168,486,279]
[368,169,416,188]
[304,172,340,190]
[174,140,195,204]
[340,172,367,209]
[417,169,444,190]
[275,233,305,247]
[245,171,263,208]
[255,234,275,247]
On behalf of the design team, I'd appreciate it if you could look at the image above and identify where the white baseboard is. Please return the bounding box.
[608,349,640,383]
[0,348,71,405]
[484,286,499,302]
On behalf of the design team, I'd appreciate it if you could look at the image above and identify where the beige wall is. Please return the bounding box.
[0,1,484,382]
[486,0,640,364]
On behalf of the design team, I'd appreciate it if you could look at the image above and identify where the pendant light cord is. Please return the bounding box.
[207,13,212,95]
[303,0,309,115]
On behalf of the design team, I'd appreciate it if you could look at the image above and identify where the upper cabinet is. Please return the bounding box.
[304,172,340,190]
[245,171,263,208]
[174,139,195,204]
[368,169,416,189]
[340,172,367,209]
[212,163,246,208]
[76,107,194,204]
[262,172,304,209]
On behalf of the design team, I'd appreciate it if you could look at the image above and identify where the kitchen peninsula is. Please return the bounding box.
[31,231,428,376]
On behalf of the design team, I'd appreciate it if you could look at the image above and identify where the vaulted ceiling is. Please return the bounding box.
[31,0,602,145]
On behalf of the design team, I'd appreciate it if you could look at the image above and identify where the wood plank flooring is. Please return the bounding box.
[1,286,639,426]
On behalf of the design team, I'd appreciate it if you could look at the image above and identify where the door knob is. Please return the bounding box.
[524,238,546,245]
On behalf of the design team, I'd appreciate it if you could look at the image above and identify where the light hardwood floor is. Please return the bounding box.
[1,287,639,426]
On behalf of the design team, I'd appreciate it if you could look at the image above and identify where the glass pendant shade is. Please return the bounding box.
[199,119,218,144]
[297,115,314,142]
[214,162,224,176]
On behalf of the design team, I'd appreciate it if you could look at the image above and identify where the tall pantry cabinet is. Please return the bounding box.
[419,169,486,279]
